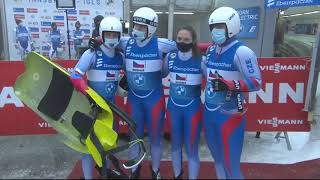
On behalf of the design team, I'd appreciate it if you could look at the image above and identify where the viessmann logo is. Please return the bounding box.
[258,117,304,127]
[260,63,306,73]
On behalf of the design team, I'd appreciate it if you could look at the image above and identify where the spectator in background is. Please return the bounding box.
[48,22,64,60]
[72,21,85,59]
[13,18,34,60]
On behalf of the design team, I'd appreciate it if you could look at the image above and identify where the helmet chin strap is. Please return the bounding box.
[136,30,153,47]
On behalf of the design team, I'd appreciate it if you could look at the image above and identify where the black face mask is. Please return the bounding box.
[177,42,193,52]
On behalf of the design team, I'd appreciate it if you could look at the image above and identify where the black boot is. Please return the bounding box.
[174,170,183,179]
[150,166,161,179]
[106,169,128,179]
[130,164,141,179]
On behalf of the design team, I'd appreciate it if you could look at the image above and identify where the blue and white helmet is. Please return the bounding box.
[133,7,158,39]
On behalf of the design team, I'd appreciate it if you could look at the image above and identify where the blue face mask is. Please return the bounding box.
[211,28,226,45]
[104,38,119,48]
[132,29,146,41]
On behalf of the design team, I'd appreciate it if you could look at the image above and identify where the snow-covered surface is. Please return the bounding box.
[1,118,320,178]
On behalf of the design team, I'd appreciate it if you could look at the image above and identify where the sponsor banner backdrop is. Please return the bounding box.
[0,58,311,136]
[265,0,320,9]
[4,0,123,60]
[236,7,260,39]
[245,57,311,131]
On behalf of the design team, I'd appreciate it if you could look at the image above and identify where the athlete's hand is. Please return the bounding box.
[211,72,239,91]
[211,78,234,91]
[70,73,88,95]
[88,38,102,52]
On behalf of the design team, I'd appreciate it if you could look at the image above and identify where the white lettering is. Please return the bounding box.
[249,83,273,103]
[258,117,304,126]
[0,87,24,108]
[279,83,304,103]
[38,122,52,128]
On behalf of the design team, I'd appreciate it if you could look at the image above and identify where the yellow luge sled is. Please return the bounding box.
[14,52,145,177]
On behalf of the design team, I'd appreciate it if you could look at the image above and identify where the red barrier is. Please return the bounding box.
[0,57,310,136]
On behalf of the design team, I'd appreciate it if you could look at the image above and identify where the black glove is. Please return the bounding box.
[119,74,129,91]
[211,78,230,91]
[88,38,101,51]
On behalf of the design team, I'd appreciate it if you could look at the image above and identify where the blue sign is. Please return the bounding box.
[67,9,77,15]
[13,8,24,13]
[53,16,64,21]
[265,0,320,9]
[236,7,260,39]
[29,27,39,32]
[41,21,52,27]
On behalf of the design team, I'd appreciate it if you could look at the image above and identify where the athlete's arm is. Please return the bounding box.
[118,36,130,51]
[213,46,262,92]
[161,53,170,78]
[158,38,177,55]
[73,49,96,76]
[233,46,262,92]
[201,55,207,79]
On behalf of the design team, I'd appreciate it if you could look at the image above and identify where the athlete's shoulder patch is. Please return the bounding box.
[170,52,177,59]
[128,38,135,45]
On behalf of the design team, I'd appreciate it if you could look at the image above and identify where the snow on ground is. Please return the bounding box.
[1,114,320,178]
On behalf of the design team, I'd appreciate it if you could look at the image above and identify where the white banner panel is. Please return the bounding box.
[4,0,123,60]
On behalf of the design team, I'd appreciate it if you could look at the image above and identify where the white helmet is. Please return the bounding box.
[99,16,122,47]
[208,7,241,38]
[133,7,158,39]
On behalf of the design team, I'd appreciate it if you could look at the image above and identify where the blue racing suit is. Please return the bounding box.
[72,29,85,58]
[14,25,32,58]
[203,39,262,179]
[162,50,204,179]
[72,45,124,179]
[119,36,177,173]
[49,29,63,59]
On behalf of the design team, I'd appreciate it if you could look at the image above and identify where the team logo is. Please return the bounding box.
[175,86,186,96]
[129,38,135,45]
[170,53,176,59]
[97,51,103,56]
[133,74,145,87]
[105,83,115,94]
[206,83,215,98]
